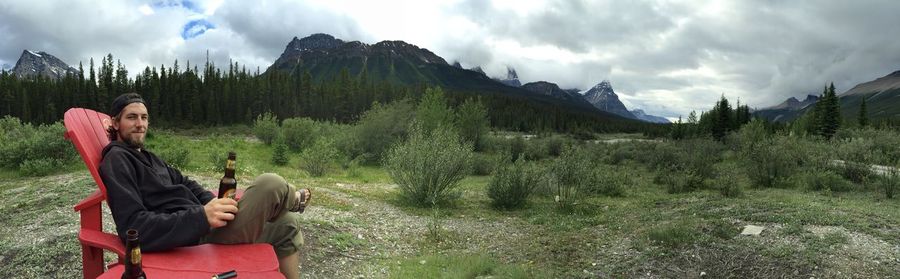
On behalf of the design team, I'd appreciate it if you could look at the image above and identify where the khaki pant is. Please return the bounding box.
[203,173,304,258]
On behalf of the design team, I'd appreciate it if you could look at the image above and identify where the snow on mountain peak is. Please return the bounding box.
[26,50,42,58]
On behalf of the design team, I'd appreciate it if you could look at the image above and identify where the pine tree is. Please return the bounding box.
[818,82,841,139]
[858,96,869,127]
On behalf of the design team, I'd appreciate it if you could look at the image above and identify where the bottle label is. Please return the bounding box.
[131,247,141,264]
[224,189,235,199]
[226,160,235,170]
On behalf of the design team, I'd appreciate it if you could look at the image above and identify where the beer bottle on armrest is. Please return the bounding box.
[122,229,147,279]
[217,152,237,199]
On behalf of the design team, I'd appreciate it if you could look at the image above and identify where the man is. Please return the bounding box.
[99,93,309,279]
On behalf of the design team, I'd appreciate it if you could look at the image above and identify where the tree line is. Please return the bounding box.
[0,54,665,136]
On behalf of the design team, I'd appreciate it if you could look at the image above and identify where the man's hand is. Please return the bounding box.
[204,198,238,228]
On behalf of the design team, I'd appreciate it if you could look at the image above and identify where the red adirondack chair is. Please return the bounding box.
[63,108,284,279]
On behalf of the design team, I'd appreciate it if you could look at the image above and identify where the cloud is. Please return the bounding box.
[2,0,900,120]
[181,19,214,39]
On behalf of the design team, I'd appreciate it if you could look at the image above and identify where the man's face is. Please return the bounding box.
[113,103,149,149]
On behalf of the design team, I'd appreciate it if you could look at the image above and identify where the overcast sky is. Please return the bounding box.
[2,0,900,119]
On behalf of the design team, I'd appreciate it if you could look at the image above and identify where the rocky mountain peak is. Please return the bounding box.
[269,33,449,73]
[12,49,78,80]
[286,33,344,52]
[582,80,636,119]
[496,66,521,87]
[470,66,486,75]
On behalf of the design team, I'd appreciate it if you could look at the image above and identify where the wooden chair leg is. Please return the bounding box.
[81,244,104,279]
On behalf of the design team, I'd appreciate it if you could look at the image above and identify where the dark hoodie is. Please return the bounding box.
[99,141,214,252]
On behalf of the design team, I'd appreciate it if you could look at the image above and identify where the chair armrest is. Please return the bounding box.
[74,190,105,211]
[79,229,126,258]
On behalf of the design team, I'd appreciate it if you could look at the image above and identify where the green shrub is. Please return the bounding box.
[838,161,871,184]
[713,163,743,198]
[281,117,319,151]
[18,158,64,176]
[657,170,705,194]
[384,125,473,207]
[353,100,415,164]
[488,155,540,209]
[208,150,227,172]
[742,136,801,188]
[648,221,698,248]
[508,137,526,162]
[705,219,739,240]
[156,144,191,170]
[545,134,568,157]
[470,152,498,176]
[523,138,548,161]
[0,121,76,170]
[416,87,456,135]
[271,140,290,166]
[584,165,628,197]
[873,170,898,199]
[455,98,489,152]
[795,169,852,192]
[300,138,341,177]
[253,112,279,145]
[548,146,592,210]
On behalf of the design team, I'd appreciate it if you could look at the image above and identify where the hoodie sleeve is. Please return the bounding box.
[100,148,210,252]
[168,164,214,205]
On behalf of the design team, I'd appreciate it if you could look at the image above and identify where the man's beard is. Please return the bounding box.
[119,131,145,149]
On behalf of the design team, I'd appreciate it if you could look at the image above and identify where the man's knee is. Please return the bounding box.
[251,173,293,195]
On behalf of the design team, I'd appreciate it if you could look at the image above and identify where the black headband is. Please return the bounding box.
[110,93,145,117]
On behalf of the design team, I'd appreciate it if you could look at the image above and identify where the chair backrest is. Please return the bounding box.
[64,108,113,197]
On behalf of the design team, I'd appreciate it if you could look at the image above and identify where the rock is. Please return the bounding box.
[740,225,765,236]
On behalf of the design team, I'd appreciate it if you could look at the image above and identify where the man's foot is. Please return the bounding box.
[291,189,311,213]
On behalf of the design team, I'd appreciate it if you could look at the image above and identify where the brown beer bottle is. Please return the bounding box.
[122,229,147,279]
[217,151,237,199]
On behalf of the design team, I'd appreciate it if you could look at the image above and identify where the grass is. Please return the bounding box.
[387,253,545,279]
[1,128,898,278]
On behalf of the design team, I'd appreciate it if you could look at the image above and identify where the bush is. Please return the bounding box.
[300,138,341,177]
[208,150,228,172]
[742,136,801,188]
[488,155,540,209]
[713,163,743,198]
[281,117,319,151]
[648,221,698,248]
[872,170,898,199]
[353,100,415,164]
[794,169,852,192]
[384,125,473,207]
[253,112,279,145]
[157,145,191,170]
[470,152,498,176]
[19,158,64,176]
[523,138,548,161]
[548,146,592,209]
[0,120,77,170]
[545,135,568,157]
[508,137,526,162]
[271,140,290,166]
[456,98,489,152]
[657,170,705,194]
[584,165,627,197]
[837,161,871,184]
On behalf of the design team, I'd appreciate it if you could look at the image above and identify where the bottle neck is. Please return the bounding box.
[224,159,235,177]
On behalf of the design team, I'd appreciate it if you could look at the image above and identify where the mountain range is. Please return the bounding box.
[755,70,900,122]
[9,33,671,124]
[10,50,78,80]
